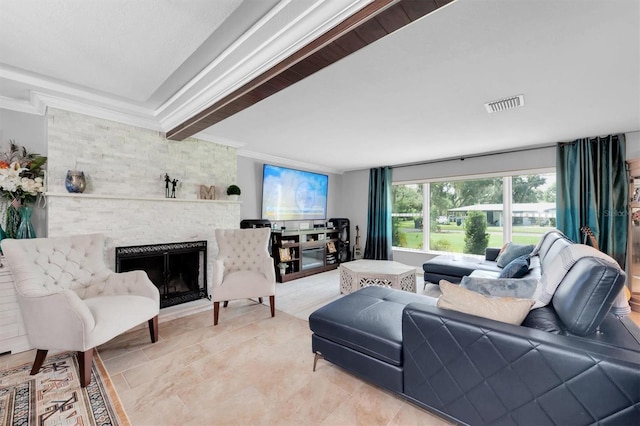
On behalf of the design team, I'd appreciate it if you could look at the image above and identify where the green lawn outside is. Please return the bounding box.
[395,220,552,252]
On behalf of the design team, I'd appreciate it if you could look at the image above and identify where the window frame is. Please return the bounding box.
[392,167,555,254]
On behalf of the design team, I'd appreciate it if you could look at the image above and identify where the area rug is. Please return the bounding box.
[0,351,129,426]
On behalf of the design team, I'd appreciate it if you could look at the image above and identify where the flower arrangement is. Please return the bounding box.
[0,141,47,206]
[0,141,47,238]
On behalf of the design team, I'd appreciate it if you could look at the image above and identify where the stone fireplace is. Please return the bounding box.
[46,194,240,302]
[116,241,207,308]
[44,108,241,315]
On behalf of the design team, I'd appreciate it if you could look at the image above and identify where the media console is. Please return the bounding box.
[271,228,340,282]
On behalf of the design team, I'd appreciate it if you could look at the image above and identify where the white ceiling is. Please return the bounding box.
[1,0,638,174]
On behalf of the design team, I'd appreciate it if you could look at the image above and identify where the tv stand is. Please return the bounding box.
[271,228,340,282]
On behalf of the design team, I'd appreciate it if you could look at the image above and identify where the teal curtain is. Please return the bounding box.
[364,166,393,260]
[557,134,628,267]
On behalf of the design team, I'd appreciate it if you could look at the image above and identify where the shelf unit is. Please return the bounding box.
[628,159,640,312]
[271,228,340,282]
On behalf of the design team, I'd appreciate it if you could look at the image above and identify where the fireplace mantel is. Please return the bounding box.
[46,192,241,204]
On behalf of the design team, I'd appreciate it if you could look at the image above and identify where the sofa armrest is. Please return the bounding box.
[485,247,501,261]
[401,303,640,425]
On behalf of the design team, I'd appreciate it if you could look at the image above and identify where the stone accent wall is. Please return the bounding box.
[47,108,236,197]
[46,108,240,298]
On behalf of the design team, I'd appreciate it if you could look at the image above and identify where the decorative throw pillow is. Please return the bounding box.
[496,243,535,268]
[460,276,538,299]
[498,255,531,278]
[437,280,534,325]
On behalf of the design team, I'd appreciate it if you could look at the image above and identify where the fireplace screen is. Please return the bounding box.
[115,241,208,308]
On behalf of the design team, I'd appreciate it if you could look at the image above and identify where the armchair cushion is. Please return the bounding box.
[83,295,159,349]
[213,270,274,301]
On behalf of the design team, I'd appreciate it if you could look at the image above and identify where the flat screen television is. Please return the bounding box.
[261,164,328,221]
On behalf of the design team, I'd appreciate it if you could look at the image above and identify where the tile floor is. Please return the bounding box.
[4,268,638,426]
[96,299,451,426]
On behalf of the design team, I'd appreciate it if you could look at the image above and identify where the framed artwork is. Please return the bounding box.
[327,242,337,253]
[279,248,292,261]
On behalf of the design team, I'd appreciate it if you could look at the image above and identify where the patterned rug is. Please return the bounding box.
[0,351,129,426]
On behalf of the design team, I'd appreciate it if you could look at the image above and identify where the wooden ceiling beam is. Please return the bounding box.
[166,0,451,141]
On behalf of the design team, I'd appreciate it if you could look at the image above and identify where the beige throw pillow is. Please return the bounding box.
[437,280,534,325]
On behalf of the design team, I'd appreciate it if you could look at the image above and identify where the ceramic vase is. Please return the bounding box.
[65,170,87,193]
[5,204,20,239]
[0,225,7,253]
[16,206,36,239]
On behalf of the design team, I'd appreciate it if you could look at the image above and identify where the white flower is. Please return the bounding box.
[0,162,46,201]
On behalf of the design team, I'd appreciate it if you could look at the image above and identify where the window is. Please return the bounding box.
[430,177,503,253]
[510,172,556,245]
[392,171,556,254]
[392,183,423,249]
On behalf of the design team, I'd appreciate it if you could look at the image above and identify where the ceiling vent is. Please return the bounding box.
[485,94,525,113]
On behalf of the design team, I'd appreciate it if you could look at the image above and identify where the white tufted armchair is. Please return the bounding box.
[1,233,160,387]
[213,228,276,325]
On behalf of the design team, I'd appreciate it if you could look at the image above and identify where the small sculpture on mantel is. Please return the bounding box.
[164,173,171,198]
[164,174,179,198]
[171,179,179,198]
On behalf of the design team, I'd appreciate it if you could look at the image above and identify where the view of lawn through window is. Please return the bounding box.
[392,172,556,254]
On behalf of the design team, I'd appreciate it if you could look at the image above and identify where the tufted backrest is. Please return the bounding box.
[1,234,112,298]
[215,228,271,274]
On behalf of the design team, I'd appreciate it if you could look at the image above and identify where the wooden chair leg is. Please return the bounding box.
[78,348,94,387]
[214,301,220,325]
[269,295,275,317]
[258,297,263,304]
[148,315,159,343]
[223,301,229,308]
[30,349,48,376]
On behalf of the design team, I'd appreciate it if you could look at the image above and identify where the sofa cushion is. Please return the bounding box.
[551,255,626,336]
[308,286,436,366]
[459,276,538,299]
[498,254,530,278]
[437,281,534,325]
[521,306,566,334]
[496,243,535,267]
[532,244,622,310]
[423,254,501,284]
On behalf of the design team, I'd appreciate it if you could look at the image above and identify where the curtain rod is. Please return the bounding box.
[391,143,556,170]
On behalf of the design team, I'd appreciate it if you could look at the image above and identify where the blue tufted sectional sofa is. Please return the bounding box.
[309,231,640,425]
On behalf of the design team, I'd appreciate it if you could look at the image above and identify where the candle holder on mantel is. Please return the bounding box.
[65,170,87,193]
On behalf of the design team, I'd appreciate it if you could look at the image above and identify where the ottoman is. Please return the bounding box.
[309,286,437,393]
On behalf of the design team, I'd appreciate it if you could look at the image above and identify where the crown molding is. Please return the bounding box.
[35,92,162,131]
[192,132,247,149]
[0,95,45,115]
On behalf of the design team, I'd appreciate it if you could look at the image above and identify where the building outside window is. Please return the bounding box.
[392,171,556,254]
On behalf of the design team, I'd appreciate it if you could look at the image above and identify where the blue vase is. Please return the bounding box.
[65,170,86,193]
[16,206,36,239]
[0,225,6,253]
[5,204,20,239]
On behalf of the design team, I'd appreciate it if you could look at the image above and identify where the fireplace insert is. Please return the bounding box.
[115,241,207,308]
